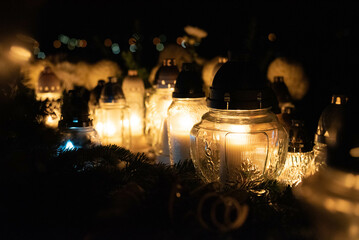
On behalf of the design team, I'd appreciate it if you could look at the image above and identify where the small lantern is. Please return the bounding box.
[94,77,131,148]
[37,66,62,128]
[145,58,179,164]
[294,100,359,240]
[167,63,208,165]
[190,60,288,184]
[310,94,349,175]
[278,120,314,186]
[58,88,100,151]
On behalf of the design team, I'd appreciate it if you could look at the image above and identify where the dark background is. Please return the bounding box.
[1,0,358,135]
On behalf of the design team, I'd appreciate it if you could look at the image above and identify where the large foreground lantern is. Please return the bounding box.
[58,88,100,152]
[145,58,179,164]
[294,100,359,240]
[190,60,288,184]
[167,63,208,165]
[36,66,62,128]
[94,77,131,148]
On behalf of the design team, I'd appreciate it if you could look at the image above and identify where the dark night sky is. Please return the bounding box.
[1,0,359,134]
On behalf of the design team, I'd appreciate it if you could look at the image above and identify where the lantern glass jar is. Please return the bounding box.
[191,108,288,183]
[94,77,131,149]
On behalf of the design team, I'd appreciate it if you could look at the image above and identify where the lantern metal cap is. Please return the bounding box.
[172,62,205,98]
[100,77,126,103]
[90,79,105,106]
[155,58,179,89]
[207,60,273,110]
[38,66,61,93]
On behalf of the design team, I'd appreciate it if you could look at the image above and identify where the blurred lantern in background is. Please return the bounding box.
[294,99,359,240]
[310,94,349,175]
[94,77,131,149]
[167,62,208,165]
[89,79,106,118]
[145,58,179,164]
[58,88,100,152]
[36,66,62,128]
[202,56,228,97]
[122,70,148,152]
[190,60,288,184]
[270,76,294,113]
[278,120,314,186]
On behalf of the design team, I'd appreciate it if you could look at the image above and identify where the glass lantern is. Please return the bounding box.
[58,88,100,152]
[36,66,62,128]
[94,77,131,149]
[167,63,208,165]
[294,101,359,240]
[122,70,148,152]
[145,58,179,164]
[278,120,314,186]
[89,79,105,119]
[309,94,349,176]
[190,60,288,184]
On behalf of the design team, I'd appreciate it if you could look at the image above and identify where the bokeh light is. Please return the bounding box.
[129,37,136,45]
[129,44,137,53]
[268,33,277,42]
[111,43,120,54]
[104,38,112,47]
[176,37,183,45]
[53,40,61,48]
[58,34,69,44]
[156,43,164,51]
[69,38,77,47]
[37,52,46,59]
[152,37,160,45]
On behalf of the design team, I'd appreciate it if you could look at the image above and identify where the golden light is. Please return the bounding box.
[53,40,61,48]
[152,37,161,45]
[104,38,112,47]
[129,37,136,45]
[176,37,184,45]
[190,61,288,184]
[8,45,32,62]
[268,33,277,42]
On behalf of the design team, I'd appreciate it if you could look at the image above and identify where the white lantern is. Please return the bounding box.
[145,58,179,164]
[190,60,288,184]
[167,63,208,165]
[36,66,62,128]
[94,77,131,148]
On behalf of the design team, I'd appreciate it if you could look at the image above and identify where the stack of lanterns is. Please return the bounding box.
[94,76,131,149]
[58,87,100,151]
[36,66,62,128]
[167,62,208,165]
[145,58,179,164]
[190,60,289,184]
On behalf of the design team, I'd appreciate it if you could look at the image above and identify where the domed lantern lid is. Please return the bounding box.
[207,60,272,110]
[38,66,61,93]
[155,58,179,89]
[58,87,93,128]
[89,79,105,106]
[122,70,145,92]
[212,57,228,78]
[314,94,349,144]
[172,62,205,98]
[100,77,126,104]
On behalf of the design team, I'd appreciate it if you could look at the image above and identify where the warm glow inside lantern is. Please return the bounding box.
[190,60,288,184]
[94,77,131,148]
[145,58,179,164]
[167,63,208,165]
[278,120,314,186]
[36,66,62,128]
